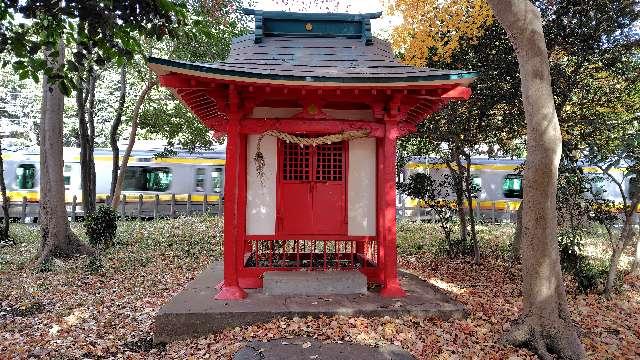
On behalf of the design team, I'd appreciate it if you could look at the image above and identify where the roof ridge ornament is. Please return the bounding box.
[242,8,379,45]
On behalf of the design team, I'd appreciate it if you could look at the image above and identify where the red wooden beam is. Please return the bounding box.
[240,118,385,137]
[441,86,472,100]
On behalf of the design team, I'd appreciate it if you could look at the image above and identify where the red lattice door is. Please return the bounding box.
[278,140,347,236]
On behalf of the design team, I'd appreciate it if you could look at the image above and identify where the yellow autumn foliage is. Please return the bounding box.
[388,0,494,65]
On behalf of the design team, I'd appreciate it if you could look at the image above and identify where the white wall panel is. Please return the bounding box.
[348,138,376,236]
[246,135,277,235]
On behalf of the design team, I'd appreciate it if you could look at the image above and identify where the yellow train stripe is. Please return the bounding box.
[152,157,225,165]
[406,163,628,173]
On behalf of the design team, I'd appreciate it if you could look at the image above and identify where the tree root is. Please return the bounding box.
[502,315,586,360]
[35,232,94,270]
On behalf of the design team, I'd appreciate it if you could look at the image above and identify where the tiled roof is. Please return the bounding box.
[149,34,476,85]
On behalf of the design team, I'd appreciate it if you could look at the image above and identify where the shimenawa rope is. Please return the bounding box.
[253,129,369,186]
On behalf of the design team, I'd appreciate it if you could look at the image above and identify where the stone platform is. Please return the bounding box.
[233,337,415,360]
[153,262,466,343]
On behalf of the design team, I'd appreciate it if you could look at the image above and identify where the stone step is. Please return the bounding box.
[262,270,367,296]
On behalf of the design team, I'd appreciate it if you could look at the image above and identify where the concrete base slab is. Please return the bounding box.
[153,262,466,343]
[263,270,367,296]
[233,337,414,360]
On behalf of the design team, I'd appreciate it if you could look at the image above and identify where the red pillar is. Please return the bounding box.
[379,120,406,298]
[215,115,247,300]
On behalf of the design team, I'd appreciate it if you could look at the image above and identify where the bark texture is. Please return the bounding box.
[37,42,92,266]
[605,216,636,295]
[632,231,640,275]
[512,202,523,262]
[486,1,585,359]
[111,78,158,209]
[446,151,468,255]
[463,152,480,264]
[77,53,97,216]
[109,66,127,201]
[0,137,10,243]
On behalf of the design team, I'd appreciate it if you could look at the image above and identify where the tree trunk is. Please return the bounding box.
[631,228,640,275]
[604,217,635,296]
[512,201,524,262]
[109,65,127,201]
[0,137,11,243]
[605,197,639,294]
[463,151,480,264]
[77,55,97,216]
[37,41,92,266]
[111,78,158,209]
[486,1,585,359]
[446,149,468,256]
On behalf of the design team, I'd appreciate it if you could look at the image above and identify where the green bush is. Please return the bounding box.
[559,231,609,293]
[84,205,118,249]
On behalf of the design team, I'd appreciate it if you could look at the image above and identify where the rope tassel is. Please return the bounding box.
[253,129,370,186]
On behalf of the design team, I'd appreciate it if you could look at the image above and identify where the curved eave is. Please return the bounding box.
[148,57,478,88]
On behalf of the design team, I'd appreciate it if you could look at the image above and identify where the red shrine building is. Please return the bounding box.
[149,9,476,300]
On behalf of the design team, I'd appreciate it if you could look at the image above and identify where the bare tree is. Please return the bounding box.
[486,1,585,358]
[111,77,158,209]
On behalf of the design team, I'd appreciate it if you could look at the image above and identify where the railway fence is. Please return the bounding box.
[2,193,224,222]
[397,202,521,224]
[2,193,525,224]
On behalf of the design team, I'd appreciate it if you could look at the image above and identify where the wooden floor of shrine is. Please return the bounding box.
[153,262,467,343]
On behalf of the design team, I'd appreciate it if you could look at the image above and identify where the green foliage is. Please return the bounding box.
[558,233,610,294]
[84,205,118,250]
[37,255,53,273]
[397,173,474,257]
[86,254,104,274]
[555,161,620,293]
[1,1,189,94]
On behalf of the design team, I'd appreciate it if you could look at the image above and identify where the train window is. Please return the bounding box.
[630,177,638,199]
[16,164,36,189]
[195,168,206,192]
[123,167,173,192]
[503,174,523,199]
[471,175,482,192]
[589,175,606,197]
[211,168,223,194]
[63,164,72,189]
[145,168,172,192]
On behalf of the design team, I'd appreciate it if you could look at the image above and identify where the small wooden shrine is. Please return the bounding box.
[148,9,476,300]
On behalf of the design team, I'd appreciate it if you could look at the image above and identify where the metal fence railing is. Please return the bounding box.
[2,194,223,222]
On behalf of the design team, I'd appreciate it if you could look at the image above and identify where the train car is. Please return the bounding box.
[3,147,226,218]
[400,156,638,219]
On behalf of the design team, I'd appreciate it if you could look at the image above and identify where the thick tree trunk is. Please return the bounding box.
[486,1,585,359]
[0,138,11,243]
[111,78,157,209]
[37,42,92,266]
[109,66,127,201]
[77,60,97,216]
[463,152,480,264]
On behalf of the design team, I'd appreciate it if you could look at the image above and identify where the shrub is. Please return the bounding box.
[84,205,118,250]
[559,230,609,293]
